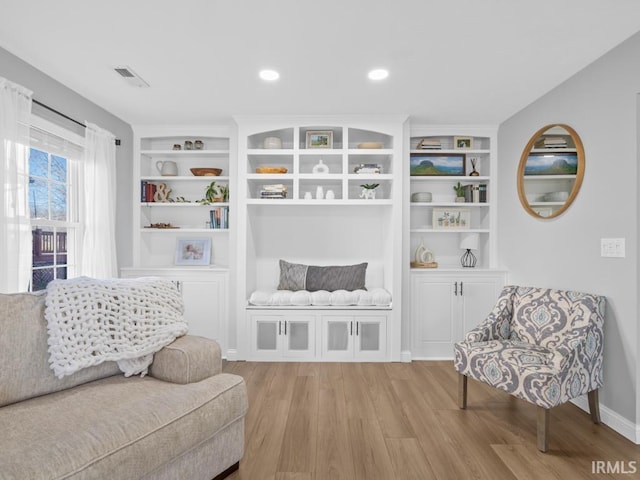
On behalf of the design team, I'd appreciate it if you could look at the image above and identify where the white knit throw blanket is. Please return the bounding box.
[45,276,187,379]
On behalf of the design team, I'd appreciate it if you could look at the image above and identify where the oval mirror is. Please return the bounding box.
[517,124,585,219]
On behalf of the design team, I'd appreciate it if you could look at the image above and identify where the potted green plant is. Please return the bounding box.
[204,181,229,203]
[360,183,380,200]
[453,181,465,202]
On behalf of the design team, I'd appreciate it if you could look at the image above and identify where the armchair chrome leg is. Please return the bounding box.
[458,373,468,409]
[537,407,550,452]
[588,389,601,424]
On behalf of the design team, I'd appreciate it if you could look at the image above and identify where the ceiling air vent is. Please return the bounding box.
[113,66,150,88]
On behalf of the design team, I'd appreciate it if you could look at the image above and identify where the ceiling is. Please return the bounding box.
[2,0,640,126]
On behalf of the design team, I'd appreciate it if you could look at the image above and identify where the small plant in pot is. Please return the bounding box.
[360,183,379,200]
[453,181,466,202]
[201,181,229,204]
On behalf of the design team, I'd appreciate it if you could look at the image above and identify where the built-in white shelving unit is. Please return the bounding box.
[123,125,234,355]
[234,115,408,362]
[405,126,506,360]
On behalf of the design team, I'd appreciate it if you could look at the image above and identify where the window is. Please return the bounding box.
[28,117,83,291]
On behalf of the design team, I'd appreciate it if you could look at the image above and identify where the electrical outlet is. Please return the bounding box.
[601,238,625,258]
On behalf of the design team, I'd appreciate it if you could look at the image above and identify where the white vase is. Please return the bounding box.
[315,186,324,199]
[325,189,335,200]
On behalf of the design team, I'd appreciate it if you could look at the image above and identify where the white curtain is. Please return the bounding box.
[80,122,118,278]
[0,77,33,293]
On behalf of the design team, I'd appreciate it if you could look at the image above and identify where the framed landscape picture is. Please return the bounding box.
[454,136,473,149]
[175,238,211,266]
[524,152,578,175]
[306,131,333,149]
[432,208,471,230]
[410,153,466,176]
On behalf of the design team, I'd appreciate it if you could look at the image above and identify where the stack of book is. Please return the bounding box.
[140,181,157,202]
[418,138,441,150]
[260,184,287,199]
[537,137,567,148]
[463,184,488,203]
[210,206,229,229]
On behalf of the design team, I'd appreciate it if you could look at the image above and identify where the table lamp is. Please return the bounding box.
[459,233,479,268]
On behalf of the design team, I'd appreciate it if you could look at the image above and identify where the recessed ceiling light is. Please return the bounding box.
[368,69,389,81]
[259,69,280,81]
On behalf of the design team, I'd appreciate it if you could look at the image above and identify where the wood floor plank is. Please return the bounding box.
[491,444,564,480]
[385,437,437,479]
[348,418,396,480]
[341,363,378,421]
[277,375,319,474]
[315,384,355,480]
[360,363,416,438]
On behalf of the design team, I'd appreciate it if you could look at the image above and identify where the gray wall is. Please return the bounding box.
[0,47,133,270]
[498,33,640,426]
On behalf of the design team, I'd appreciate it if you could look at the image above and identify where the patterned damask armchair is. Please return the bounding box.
[454,285,605,452]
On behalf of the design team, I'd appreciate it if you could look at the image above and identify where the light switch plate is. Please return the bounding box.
[601,238,625,257]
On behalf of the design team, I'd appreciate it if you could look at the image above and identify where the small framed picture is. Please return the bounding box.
[175,238,211,266]
[306,131,333,149]
[454,136,473,149]
[432,208,471,230]
[410,153,466,176]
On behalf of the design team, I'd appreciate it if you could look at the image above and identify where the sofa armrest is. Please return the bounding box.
[149,335,222,384]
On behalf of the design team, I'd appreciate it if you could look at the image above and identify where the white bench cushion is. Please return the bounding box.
[249,288,392,307]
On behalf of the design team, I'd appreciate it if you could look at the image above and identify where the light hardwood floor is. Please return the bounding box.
[222,361,639,480]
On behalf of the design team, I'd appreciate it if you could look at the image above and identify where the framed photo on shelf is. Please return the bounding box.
[454,136,473,149]
[306,131,333,149]
[175,238,211,266]
[410,153,466,176]
[524,152,578,175]
[432,208,471,230]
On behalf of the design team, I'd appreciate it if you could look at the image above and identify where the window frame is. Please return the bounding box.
[28,115,84,291]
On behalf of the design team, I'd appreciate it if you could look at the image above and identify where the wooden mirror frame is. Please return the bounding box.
[517,123,585,219]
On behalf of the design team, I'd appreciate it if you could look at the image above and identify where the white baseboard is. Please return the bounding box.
[225,349,238,361]
[400,350,412,363]
[571,396,639,444]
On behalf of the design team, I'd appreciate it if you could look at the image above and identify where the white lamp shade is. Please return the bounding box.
[459,232,479,250]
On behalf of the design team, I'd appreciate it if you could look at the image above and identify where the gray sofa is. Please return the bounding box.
[0,291,247,480]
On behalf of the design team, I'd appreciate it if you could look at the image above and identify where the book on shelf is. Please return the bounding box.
[417,138,441,149]
[260,183,288,199]
[209,206,229,229]
[141,181,156,202]
[479,184,487,203]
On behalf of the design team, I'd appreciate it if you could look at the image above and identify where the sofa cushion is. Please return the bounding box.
[0,291,120,408]
[249,288,392,307]
[0,372,247,479]
[277,260,368,292]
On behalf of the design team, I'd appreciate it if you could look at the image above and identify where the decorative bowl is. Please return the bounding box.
[190,168,222,176]
[256,166,288,174]
[357,141,383,149]
[411,192,432,202]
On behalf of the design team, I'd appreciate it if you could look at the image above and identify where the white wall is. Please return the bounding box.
[0,47,134,270]
[498,32,640,435]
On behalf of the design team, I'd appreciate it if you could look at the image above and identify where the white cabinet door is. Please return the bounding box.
[321,314,387,361]
[410,277,457,359]
[457,277,504,340]
[249,313,316,361]
[180,277,225,346]
[322,316,355,361]
[410,272,506,359]
[354,316,387,361]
